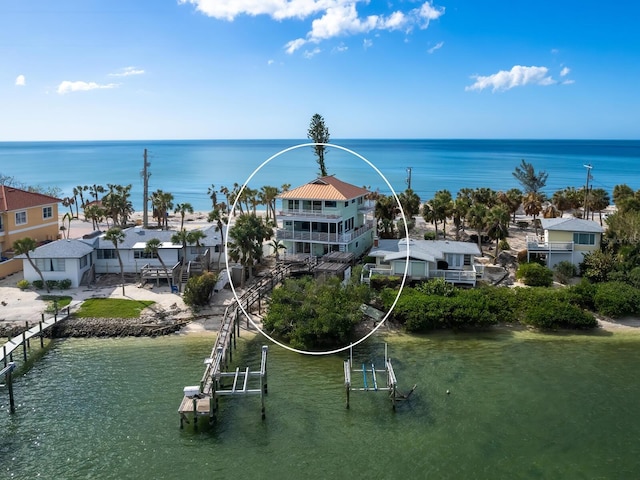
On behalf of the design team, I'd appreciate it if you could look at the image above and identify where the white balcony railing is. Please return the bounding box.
[278,209,342,219]
[361,263,482,285]
[277,221,374,244]
[526,236,574,252]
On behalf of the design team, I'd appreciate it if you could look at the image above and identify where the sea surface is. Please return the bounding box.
[2,330,640,479]
[1,139,638,212]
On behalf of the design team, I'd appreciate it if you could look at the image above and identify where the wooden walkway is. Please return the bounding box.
[1,303,79,367]
[178,264,290,428]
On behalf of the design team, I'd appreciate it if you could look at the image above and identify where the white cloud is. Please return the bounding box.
[109,66,145,77]
[562,79,575,85]
[363,38,373,49]
[332,43,348,53]
[303,47,322,58]
[427,41,444,54]
[465,65,555,93]
[15,75,26,86]
[560,66,570,77]
[57,80,119,95]
[178,0,445,54]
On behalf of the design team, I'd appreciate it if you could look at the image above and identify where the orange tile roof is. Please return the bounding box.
[278,176,369,201]
[0,185,61,212]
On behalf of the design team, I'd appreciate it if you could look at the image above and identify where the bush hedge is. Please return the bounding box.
[183,272,218,307]
[594,281,640,318]
[516,262,554,287]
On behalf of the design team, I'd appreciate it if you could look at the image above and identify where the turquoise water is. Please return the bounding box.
[2,330,640,479]
[1,139,638,211]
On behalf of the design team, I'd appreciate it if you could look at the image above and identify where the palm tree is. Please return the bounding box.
[374,195,399,239]
[260,185,280,225]
[89,184,106,203]
[151,189,174,230]
[104,227,126,295]
[551,189,572,217]
[466,203,488,254]
[145,238,170,286]
[84,203,106,230]
[62,196,75,217]
[174,202,194,231]
[61,212,73,239]
[269,239,287,262]
[499,188,522,223]
[171,229,189,292]
[588,188,611,225]
[207,184,218,209]
[398,188,421,219]
[208,205,228,271]
[13,237,49,293]
[186,229,207,253]
[486,205,510,264]
[228,213,273,286]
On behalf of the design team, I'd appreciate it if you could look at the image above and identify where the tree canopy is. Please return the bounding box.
[307,113,330,177]
[512,159,548,194]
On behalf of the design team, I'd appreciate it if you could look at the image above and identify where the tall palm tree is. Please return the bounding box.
[61,212,73,239]
[151,189,174,230]
[145,238,170,286]
[104,227,126,295]
[588,188,611,225]
[207,184,218,209]
[486,205,510,264]
[269,239,287,262]
[466,203,488,255]
[260,185,280,225]
[171,229,189,292]
[13,237,49,293]
[374,195,399,239]
[174,202,194,231]
[208,205,228,271]
[228,213,273,286]
[499,188,522,223]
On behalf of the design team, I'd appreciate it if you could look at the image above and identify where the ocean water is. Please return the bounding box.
[0,139,638,212]
[2,331,640,479]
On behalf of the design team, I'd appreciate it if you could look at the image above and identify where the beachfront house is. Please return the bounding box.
[17,239,96,288]
[526,217,604,268]
[276,176,375,259]
[18,225,224,287]
[363,238,484,286]
[0,185,61,278]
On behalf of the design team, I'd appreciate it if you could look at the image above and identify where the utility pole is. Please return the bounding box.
[406,167,412,190]
[583,164,592,219]
[142,149,151,228]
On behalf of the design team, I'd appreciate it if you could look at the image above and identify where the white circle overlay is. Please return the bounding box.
[225,142,410,355]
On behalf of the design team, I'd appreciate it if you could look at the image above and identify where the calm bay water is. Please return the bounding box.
[2,331,640,479]
[1,139,638,212]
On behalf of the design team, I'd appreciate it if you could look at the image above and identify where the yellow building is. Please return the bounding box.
[0,185,61,277]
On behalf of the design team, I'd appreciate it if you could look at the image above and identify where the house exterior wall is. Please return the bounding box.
[22,254,93,288]
[545,229,601,267]
[95,248,181,274]
[0,203,59,255]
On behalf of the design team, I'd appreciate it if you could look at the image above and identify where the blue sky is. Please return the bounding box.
[1,0,639,141]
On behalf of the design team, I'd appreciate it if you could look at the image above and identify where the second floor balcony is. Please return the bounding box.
[526,236,574,252]
[277,221,374,244]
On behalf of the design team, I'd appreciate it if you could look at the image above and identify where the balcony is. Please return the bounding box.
[362,263,483,285]
[277,221,374,244]
[526,236,573,252]
[278,208,342,219]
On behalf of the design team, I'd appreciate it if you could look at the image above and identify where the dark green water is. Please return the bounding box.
[2,330,640,479]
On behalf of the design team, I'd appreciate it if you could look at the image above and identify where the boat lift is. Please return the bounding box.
[343,343,415,410]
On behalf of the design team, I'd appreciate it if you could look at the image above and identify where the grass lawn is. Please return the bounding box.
[40,295,73,313]
[75,298,155,318]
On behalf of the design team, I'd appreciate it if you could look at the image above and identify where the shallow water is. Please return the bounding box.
[1,330,640,479]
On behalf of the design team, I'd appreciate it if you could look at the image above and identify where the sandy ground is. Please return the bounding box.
[1,209,638,335]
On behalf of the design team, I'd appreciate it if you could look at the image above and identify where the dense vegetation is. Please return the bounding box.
[263,275,371,350]
[183,272,219,307]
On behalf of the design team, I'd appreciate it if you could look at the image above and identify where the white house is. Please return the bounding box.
[18,239,95,288]
[363,238,483,285]
[19,225,224,287]
[526,217,604,268]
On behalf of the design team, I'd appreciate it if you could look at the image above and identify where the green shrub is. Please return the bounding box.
[523,299,596,329]
[516,262,553,287]
[628,267,640,289]
[498,239,510,251]
[370,275,403,291]
[415,277,457,297]
[594,281,640,318]
[32,279,44,289]
[423,231,437,240]
[554,260,577,285]
[580,250,616,283]
[58,279,72,289]
[45,280,58,290]
[517,221,529,230]
[566,279,597,310]
[397,217,415,233]
[17,279,30,290]
[183,272,218,307]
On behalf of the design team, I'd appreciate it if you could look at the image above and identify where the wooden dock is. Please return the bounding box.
[1,303,78,414]
[178,264,290,428]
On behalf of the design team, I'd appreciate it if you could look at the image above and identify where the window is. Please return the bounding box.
[573,233,595,245]
[0,216,3,232]
[325,201,336,208]
[344,201,349,207]
[287,200,299,210]
[15,211,27,225]
[43,206,53,219]
[357,197,363,205]
[80,254,88,269]
[134,249,156,259]
[97,249,118,259]
[35,258,65,272]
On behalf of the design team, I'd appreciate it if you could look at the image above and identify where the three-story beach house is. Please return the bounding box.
[276,176,375,259]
